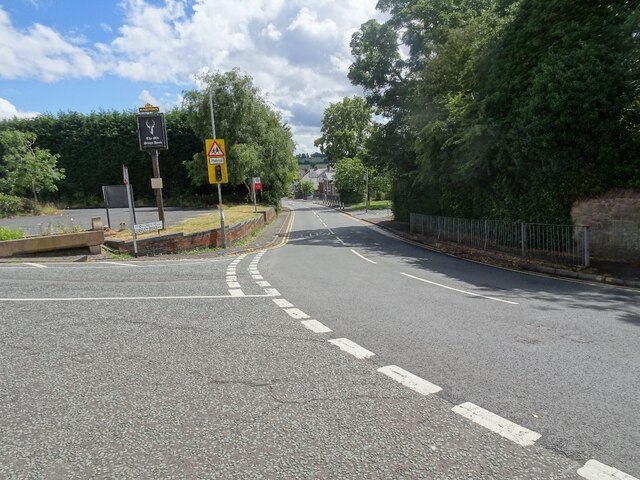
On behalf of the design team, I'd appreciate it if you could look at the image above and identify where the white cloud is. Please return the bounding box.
[0,0,385,152]
[0,7,102,82]
[287,7,338,39]
[0,97,39,120]
[262,23,282,41]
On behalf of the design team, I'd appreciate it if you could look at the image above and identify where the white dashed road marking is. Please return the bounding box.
[328,338,375,359]
[452,402,541,447]
[273,298,294,308]
[301,320,332,333]
[401,272,519,305]
[264,288,281,297]
[23,263,47,268]
[377,365,442,396]
[283,308,310,319]
[227,282,241,289]
[256,281,271,287]
[228,289,245,297]
[350,249,377,264]
[577,460,638,480]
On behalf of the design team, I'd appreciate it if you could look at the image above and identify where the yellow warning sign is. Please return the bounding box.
[205,139,228,184]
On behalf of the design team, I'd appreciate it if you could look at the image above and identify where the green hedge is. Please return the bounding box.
[0,194,35,217]
[0,226,24,240]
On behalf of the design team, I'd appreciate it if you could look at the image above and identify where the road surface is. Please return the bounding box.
[0,199,638,478]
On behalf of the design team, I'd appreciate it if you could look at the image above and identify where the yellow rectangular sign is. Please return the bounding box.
[205,138,228,184]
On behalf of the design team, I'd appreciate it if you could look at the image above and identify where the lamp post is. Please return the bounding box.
[209,90,226,248]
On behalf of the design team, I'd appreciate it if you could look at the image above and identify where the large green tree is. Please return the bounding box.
[182,69,297,205]
[0,130,65,206]
[350,0,640,222]
[314,96,373,163]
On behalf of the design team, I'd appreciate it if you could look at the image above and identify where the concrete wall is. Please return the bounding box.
[0,230,104,257]
[105,208,277,256]
[571,190,640,262]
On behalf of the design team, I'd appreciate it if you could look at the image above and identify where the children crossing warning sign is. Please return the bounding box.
[207,139,225,158]
[205,139,228,184]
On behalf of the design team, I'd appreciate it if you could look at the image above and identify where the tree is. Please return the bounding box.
[182,69,297,205]
[0,130,65,206]
[334,157,367,204]
[299,180,315,197]
[314,96,373,163]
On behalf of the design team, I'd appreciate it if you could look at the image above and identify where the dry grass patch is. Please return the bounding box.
[107,204,265,241]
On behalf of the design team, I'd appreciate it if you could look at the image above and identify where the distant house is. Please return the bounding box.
[298,166,336,197]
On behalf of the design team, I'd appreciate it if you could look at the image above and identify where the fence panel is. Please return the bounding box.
[410,213,589,266]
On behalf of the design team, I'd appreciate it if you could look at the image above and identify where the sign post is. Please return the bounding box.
[136,104,167,228]
[122,165,138,257]
[208,91,227,248]
[252,177,261,213]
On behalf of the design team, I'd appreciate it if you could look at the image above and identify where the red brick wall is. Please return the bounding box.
[105,207,276,256]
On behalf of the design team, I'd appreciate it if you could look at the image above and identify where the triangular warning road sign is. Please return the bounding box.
[207,140,225,157]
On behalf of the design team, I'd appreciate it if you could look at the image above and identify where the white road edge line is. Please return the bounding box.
[101,261,141,267]
[452,402,541,447]
[401,272,518,305]
[283,308,310,319]
[377,365,442,396]
[577,460,638,480]
[301,320,332,333]
[328,338,375,359]
[273,298,294,308]
[350,249,377,264]
[0,294,273,302]
[23,263,47,268]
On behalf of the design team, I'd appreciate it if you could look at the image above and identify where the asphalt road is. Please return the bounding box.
[0,200,638,478]
[263,200,640,477]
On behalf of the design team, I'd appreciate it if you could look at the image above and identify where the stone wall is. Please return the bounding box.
[571,190,640,262]
[105,207,276,256]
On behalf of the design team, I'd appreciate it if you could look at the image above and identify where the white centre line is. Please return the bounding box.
[577,460,638,480]
[301,320,332,333]
[350,249,377,264]
[400,272,518,305]
[377,365,442,396]
[23,263,47,268]
[452,402,541,447]
[329,338,375,359]
[335,236,346,245]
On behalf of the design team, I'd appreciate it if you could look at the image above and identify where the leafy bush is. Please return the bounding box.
[0,227,24,240]
[0,193,35,217]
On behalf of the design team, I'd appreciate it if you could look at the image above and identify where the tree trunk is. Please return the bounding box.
[31,179,40,208]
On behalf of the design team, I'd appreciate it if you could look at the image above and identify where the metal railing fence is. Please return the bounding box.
[409,213,590,266]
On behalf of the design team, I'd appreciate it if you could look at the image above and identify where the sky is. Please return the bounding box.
[0,0,384,153]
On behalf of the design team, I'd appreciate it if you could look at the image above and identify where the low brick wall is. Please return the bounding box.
[104,207,276,256]
[571,190,640,262]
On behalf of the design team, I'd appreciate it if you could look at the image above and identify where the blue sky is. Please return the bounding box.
[0,0,382,153]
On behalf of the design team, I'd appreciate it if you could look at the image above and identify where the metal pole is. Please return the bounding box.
[583,226,590,267]
[150,149,165,227]
[209,90,226,248]
[364,171,369,212]
[122,169,138,258]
